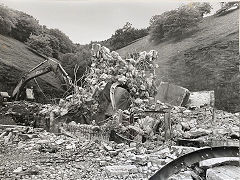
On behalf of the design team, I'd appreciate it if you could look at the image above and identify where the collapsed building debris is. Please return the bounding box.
[0,44,240,179]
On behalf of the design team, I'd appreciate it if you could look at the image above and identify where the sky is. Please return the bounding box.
[0,0,221,44]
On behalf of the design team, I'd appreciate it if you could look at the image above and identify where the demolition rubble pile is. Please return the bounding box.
[1,44,239,144]
[1,45,240,179]
[170,106,239,144]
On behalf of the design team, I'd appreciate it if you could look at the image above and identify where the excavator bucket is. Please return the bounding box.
[96,82,131,122]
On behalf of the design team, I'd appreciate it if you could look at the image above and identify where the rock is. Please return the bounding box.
[105,165,138,177]
[171,146,198,156]
[139,146,147,154]
[129,142,137,147]
[150,165,159,172]
[55,139,65,145]
[135,155,148,166]
[181,122,190,131]
[169,171,194,180]
[147,162,152,168]
[19,133,38,140]
[66,143,76,150]
[206,166,240,180]
[116,143,125,149]
[17,141,26,149]
[199,157,240,169]
[188,128,211,138]
[0,131,7,139]
[4,131,13,144]
[102,142,113,151]
[109,150,119,156]
[13,167,23,173]
[156,148,171,158]
[99,160,107,166]
[230,131,239,139]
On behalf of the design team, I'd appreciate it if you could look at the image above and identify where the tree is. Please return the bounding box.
[109,22,148,50]
[61,50,91,82]
[11,12,41,42]
[26,34,53,56]
[0,5,17,35]
[48,28,75,54]
[190,2,212,16]
[149,3,210,43]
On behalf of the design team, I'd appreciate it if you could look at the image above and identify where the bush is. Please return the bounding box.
[108,22,148,50]
[61,50,91,82]
[47,28,75,54]
[150,3,212,43]
[191,2,212,16]
[0,5,16,35]
[11,12,41,42]
[26,34,53,57]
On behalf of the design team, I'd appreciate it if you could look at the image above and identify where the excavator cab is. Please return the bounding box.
[25,87,35,101]
[0,92,11,106]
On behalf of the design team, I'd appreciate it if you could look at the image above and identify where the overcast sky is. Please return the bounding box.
[0,0,221,44]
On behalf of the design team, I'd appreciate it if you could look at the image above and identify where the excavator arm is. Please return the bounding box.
[12,57,73,101]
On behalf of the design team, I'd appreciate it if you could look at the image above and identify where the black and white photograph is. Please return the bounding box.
[0,0,239,179]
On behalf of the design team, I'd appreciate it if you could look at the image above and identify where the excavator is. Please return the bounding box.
[0,52,73,104]
[11,57,73,101]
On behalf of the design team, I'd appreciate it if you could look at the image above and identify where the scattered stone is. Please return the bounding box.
[169,171,194,180]
[206,166,240,180]
[105,165,138,177]
[188,128,211,138]
[102,142,113,151]
[199,157,240,169]
[13,167,23,173]
[181,122,190,131]
[135,155,148,166]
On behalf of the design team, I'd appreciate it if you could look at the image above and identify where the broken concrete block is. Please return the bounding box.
[189,128,211,138]
[181,122,190,131]
[206,166,240,180]
[4,131,12,144]
[135,155,148,165]
[230,131,239,139]
[99,160,107,167]
[188,91,214,108]
[102,142,113,151]
[155,82,190,106]
[199,157,240,169]
[168,171,194,180]
[171,146,198,156]
[13,167,23,173]
[105,165,138,176]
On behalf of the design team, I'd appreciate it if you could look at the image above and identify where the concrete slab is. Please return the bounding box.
[206,166,240,180]
[200,157,240,169]
[105,165,138,177]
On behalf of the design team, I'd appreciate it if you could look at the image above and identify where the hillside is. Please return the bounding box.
[0,34,65,102]
[117,10,239,112]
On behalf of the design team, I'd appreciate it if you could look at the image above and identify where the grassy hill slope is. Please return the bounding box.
[118,10,239,112]
[0,34,65,102]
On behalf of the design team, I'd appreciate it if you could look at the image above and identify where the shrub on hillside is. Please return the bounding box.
[109,22,148,50]
[11,12,41,42]
[47,28,75,54]
[191,2,212,16]
[0,5,17,35]
[149,3,212,43]
[26,34,53,56]
[61,49,91,82]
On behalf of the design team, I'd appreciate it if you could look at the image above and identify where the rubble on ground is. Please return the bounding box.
[0,124,202,180]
